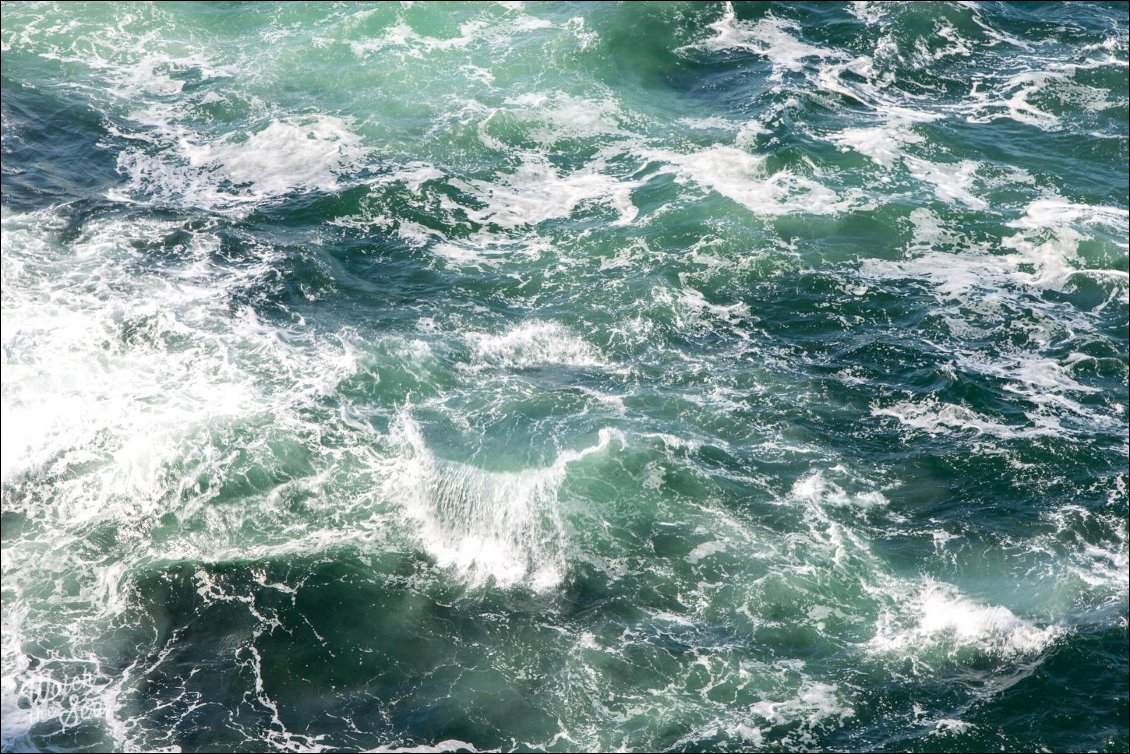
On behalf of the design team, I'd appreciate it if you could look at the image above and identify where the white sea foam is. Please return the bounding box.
[1,205,378,749]
[383,412,620,590]
[848,2,889,26]
[861,196,1128,305]
[904,157,986,209]
[350,19,489,57]
[931,719,976,736]
[366,741,479,754]
[350,8,552,59]
[829,122,923,167]
[870,581,1061,659]
[686,541,726,564]
[872,399,1059,440]
[1001,198,1130,287]
[379,161,446,193]
[965,62,1121,131]
[502,91,627,145]
[790,471,888,510]
[1044,502,1129,608]
[0,208,374,533]
[749,682,856,736]
[662,285,754,339]
[187,116,366,194]
[911,20,973,67]
[115,114,370,212]
[1010,198,1130,233]
[857,248,1000,305]
[695,6,837,79]
[642,145,855,217]
[431,229,553,269]
[967,3,1033,52]
[450,152,637,228]
[2,214,241,489]
[467,321,603,369]
[2,3,1126,748]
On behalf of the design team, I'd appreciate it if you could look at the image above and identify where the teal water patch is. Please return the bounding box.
[1,2,1127,751]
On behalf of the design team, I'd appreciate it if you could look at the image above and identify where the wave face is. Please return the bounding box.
[1,2,1127,751]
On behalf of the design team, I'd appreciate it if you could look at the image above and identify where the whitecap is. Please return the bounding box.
[382,412,621,590]
[641,145,857,217]
[466,321,604,369]
[449,152,637,228]
[869,581,1062,659]
[692,5,838,80]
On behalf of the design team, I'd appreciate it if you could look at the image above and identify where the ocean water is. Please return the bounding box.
[1,1,1127,751]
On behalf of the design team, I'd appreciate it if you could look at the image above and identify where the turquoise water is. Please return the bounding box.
[1,1,1127,751]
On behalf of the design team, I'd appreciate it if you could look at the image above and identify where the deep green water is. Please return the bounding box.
[1,2,1127,751]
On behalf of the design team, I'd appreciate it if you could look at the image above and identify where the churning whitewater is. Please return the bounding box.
[1,2,1127,752]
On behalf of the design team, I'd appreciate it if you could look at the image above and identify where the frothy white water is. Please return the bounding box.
[1042,501,1129,612]
[1,2,1125,748]
[366,740,480,754]
[501,91,628,146]
[348,7,552,59]
[694,6,837,80]
[642,145,859,217]
[903,157,986,210]
[1002,198,1130,289]
[848,2,889,26]
[860,197,1128,312]
[1,211,250,492]
[929,718,976,737]
[114,114,370,212]
[869,581,1062,659]
[871,399,1060,440]
[383,412,621,590]
[748,682,855,734]
[829,122,924,168]
[791,471,889,510]
[183,116,368,197]
[782,468,1068,671]
[452,150,638,229]
[467,321,604,369]
[0,204,373,750]
[965,58,1124,132]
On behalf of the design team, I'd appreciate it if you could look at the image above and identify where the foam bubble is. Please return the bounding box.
[910,20,973,67]
[931,719,976,737]
[366,741,479,754]
[790,471,889,509]
[467,321,604,369]
[749,682,856,738]
[848,2,888,25]
[502,91,627,145]
[643,145,856,217]
[869,581,1062,659]
[1010,198,1130,232]
[450,152,637,228]
[904,157,986,210]
[829,122,923,167]
[351,19,488,57]
[1001,198,1130,288]
[1,213,253,490]
[115,114,370,211]
[1044,502,1129,610]
[694,6,837,80]
[350,10,551,58]
[872,399,1059,440]
[383,412,620,590]
[860,196,1127,305]
[686,541,726,564]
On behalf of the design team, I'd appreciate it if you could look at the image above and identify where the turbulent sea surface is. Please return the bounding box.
[1,2,1128,751]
